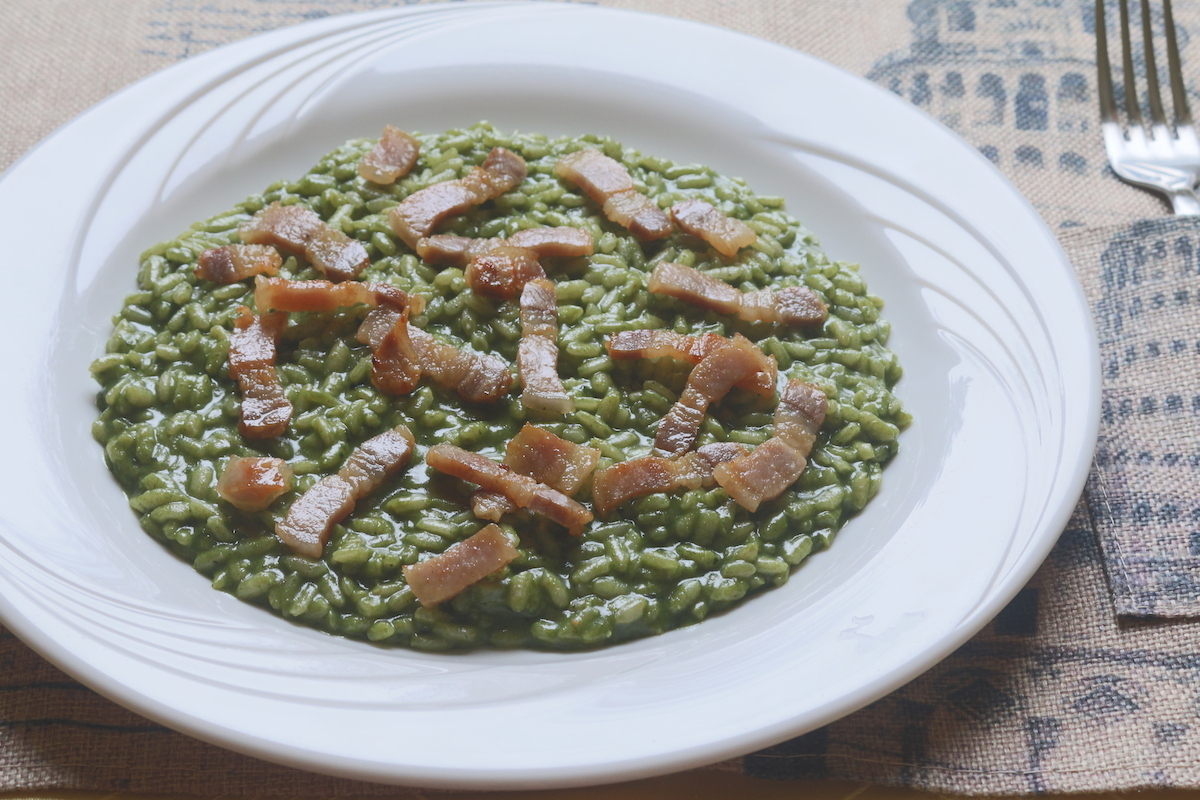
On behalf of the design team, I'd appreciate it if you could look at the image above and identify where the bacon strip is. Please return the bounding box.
[357,306,421,395]
[407,326,512,403]
[470,424,600,522]
[239,203,323,254]
[303,226,370,282]
[239,202,369,281]
[670,199,758,257]
[649,262,827,327]
[713,380,827,512]
[403,524,519,607]
[654,335,775,456]
[418,227,594,299]
[254,276,423,315]
[426,444,592,535]
[554,149,671,241]
[591,442,748,517]
[606,330,775,396]
[358,125,420,185]
[228,307,292,439]
[275,425,415,558]
[390,147,527,248]
[518,278,572,413]
[195,245,281,284]
[216,456,294,512]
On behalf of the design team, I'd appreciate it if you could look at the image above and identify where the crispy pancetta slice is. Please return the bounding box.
[254,276,423,315]
[554,149,672,241]
[195,244,281,284]
[216,456,294,512]
[403,524,519,608]
[239,202,371,282]
[606,330,775,397]
[713,380,827,512]
[518,278,572,413]
[303,225,370,282]
[470,425,599,522]
[228,307,292,439]
[506,424,600,494]
[591,442,748,516]
[358,125,420,185]
[389,147,527,248]
[654,335,774,456]
[275,425,415,557]
[670,199,758,257]
[239,202,323,255]
[426,444,592,535]
[649,262,827,327]
[407,326,512,403]
[419,227,594,299]
[357,306,421,396]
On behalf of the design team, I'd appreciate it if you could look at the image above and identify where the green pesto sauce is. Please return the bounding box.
[90,123,909,651]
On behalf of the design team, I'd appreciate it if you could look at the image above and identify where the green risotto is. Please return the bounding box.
[90,123,909,651]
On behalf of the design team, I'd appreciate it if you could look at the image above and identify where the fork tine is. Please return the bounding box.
[1119,0,1144,125]
[1097,0,1119,123]
[1163,0,1193,125]
[1140,0,1168,125]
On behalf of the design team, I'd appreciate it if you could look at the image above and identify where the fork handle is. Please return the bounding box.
[1169,189,1200,216]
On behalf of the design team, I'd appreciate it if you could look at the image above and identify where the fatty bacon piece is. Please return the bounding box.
[471,424,600,522]
[518,278,572,414]
[239,202,369,281]
[407,326,513,403]
[713,380,827,512]
[195,244,281,284]
[254,276,423,316]
[554,149,672,241]
[389,147,527,248]
[403,523,519,608]
[426,444,593,535]
[648,262,827,327]
[356,306,421,396]
[228,307,292,439]
[358,125,420,185]
[606,329,776,397]
[275,425,415,558]
[653,335,775,457]
[591,442,749,517]
[216,456,294,513]
[670,199,757,258]
[417,227,594,299]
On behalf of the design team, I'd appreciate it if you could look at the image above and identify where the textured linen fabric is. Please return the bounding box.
[4,0,1200,794]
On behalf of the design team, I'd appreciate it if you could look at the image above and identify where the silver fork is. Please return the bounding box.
[1097,0,1200,215]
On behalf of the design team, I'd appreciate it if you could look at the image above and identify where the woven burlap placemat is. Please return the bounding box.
[4,0,1200,794]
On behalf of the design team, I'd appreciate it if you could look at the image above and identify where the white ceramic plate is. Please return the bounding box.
[0,2,1098,790]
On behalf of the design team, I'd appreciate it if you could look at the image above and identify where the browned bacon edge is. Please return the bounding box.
[358,125,420,185]
[470,424,601,522]
[275,425,416,558]
[518,278,572,413]
[216,456,294,513]
[407,326,513,403]
[228,307,292,439]
[403,523,519,608]
[418,228,594,300]
[426,444,592,535]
